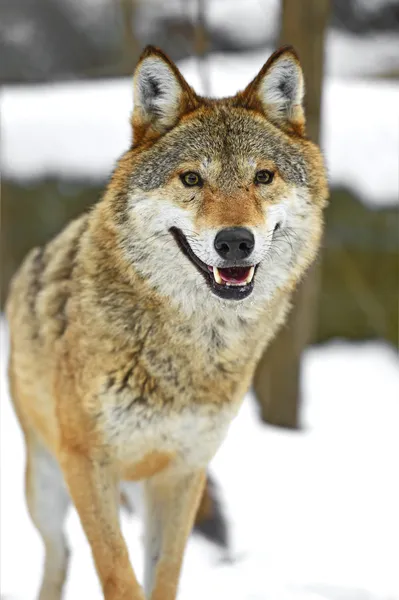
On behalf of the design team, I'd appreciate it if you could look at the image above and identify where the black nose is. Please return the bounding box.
[214,227,255,260]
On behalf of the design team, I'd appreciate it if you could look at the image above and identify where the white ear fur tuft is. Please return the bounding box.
[259,55,304,116]
[243,48,306,133]
[134,56,183,131]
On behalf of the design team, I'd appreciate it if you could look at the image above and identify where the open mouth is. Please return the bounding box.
[170,227,257,300]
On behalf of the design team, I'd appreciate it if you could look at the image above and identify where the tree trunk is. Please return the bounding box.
[120,0,141,72]
[194,0,211,95]
[253,0,330,428]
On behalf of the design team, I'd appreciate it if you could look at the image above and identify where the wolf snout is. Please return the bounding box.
[214,227,255,261]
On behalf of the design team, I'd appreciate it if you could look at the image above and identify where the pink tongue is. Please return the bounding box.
[219,267,251,283]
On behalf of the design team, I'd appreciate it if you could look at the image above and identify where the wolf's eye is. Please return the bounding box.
[180,172,202,187]
[255,170,274,185]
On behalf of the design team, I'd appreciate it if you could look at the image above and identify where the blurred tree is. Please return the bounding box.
[1,0,398,84]
[194,0,211,95]
[120,0,141,73]
[253,0,330,429]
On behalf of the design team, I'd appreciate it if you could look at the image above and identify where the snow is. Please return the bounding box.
[138,0,280,48]
[1,315,398,600]
[194,0,280,49]
[1,51,398,207]
[325,31,399,78]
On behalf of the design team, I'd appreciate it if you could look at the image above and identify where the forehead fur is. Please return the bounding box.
[131,104,309,191]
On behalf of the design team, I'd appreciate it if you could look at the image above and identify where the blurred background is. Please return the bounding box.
[1,1,398,599]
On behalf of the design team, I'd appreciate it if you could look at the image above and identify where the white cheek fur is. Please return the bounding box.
[125,188,315,318]
[132,196,194,233]
[267,201,289,232]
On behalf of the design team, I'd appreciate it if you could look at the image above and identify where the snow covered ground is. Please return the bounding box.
[2,51,398,207]
[1,317,398,600]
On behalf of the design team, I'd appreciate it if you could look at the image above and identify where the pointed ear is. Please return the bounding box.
[241,46,306,135]
[132,46,199,143]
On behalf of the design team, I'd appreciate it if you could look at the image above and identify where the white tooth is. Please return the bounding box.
[245,266,255,284]
[213,266,223,285]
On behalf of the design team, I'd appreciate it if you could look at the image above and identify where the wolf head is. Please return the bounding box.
[108,46,328,316]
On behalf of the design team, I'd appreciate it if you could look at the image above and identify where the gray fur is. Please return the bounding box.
[131,107,308,192]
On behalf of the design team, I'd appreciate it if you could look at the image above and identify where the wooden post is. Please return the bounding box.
[194,0,211,95]
[253,0,330,428]
[120,0,140,72]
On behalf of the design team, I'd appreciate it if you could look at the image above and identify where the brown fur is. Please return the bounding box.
[6,45,328,600]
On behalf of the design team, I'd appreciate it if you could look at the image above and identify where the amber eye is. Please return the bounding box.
[180,171,202,187]
[255,170,274,185]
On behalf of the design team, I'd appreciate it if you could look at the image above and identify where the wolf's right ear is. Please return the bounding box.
[132,46,199,144]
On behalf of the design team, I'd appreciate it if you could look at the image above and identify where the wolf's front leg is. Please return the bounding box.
[143,469,206,600]
[60,448,145,600]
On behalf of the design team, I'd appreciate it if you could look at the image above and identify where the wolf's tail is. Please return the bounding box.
[193,474,228,547]
[120,473,228,548]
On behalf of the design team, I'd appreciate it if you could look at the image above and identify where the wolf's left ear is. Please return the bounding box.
[132,46,199,143]
[241,46,305,135]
